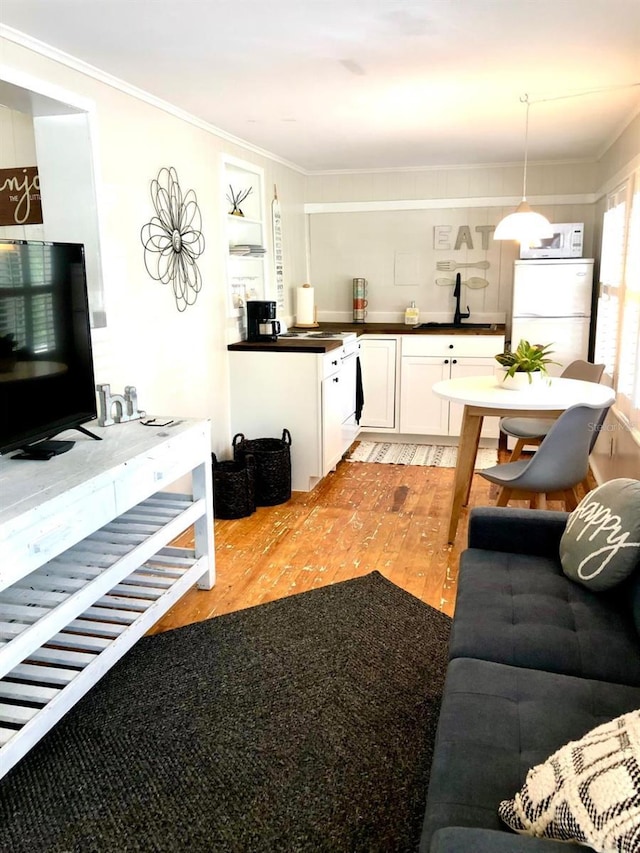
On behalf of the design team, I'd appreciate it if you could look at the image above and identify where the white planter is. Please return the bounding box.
[499,369,545,391]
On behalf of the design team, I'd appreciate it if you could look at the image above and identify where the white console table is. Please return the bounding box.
[0,418,215,779]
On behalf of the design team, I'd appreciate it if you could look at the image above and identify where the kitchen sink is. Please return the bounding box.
[415,322,498,330]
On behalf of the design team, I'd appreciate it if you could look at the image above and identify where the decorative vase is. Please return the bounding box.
[500,369,544,391]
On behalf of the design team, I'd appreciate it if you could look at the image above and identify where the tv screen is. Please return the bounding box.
[0,239,97,456]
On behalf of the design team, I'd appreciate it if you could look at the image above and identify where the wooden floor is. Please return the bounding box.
[152,450,591,635]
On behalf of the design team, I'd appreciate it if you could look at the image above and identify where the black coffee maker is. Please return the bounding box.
[246,300,281,342]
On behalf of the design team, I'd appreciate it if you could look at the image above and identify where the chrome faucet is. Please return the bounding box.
[453,273,470,325]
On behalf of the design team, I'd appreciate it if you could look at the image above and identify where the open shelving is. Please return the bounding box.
[0,418,215,779]
[222,155,268,318]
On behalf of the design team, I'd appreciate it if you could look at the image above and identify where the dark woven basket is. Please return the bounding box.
[211,452,256,519]
[232,428,292,506]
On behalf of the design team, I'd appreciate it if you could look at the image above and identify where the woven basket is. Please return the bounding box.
[232,429,292,506]
[211,452,256,519]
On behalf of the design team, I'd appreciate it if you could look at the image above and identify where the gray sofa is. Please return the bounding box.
[420,506,640,852]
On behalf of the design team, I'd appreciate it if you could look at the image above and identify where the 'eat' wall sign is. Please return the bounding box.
[434,224,496,250]
[0,167,42,226]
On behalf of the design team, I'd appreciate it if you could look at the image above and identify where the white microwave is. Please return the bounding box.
[519,223,584,259]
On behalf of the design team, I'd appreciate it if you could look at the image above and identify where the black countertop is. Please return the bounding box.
[227,337,345,354]
[318,322,505,335]
[227,322,506,353]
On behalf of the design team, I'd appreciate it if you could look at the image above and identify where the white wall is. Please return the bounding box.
[309,206,519,324]
[304,160,599,204]
[305,160,597,325]
[0,37,307,459]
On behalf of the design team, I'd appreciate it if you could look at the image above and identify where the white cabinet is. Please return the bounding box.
[0,418,215,779]
[322,366,345,473]
[359,337,398,430]
[222,156,267,317]
[447,358,503,435]
[229,343,360,491]
[399,356,450,434]
[399,335,504,438]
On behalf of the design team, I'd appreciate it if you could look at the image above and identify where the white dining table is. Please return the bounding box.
[432,374,616,543]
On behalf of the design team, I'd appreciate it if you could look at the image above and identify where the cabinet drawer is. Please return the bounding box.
[113,429,209,514]
[402,334,504,358]
[0,482,117,590]
[321,349,342,379]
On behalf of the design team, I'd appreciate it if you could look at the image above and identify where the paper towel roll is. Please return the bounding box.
[296,284,316,326]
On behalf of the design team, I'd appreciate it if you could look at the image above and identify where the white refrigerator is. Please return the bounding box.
[510,259,595,376]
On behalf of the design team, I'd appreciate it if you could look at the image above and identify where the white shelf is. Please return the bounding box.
[222,155,268,317]
[227,214,262,226]
[0,418,215,778]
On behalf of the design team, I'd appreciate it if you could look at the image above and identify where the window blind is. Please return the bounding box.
[594,185,627,379]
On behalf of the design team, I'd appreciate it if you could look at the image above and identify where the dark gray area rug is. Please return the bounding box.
[0,571,451,853]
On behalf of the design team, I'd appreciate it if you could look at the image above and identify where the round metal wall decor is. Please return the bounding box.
[140,167,205,312]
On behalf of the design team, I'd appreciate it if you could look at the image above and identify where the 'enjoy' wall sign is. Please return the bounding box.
[0,167,42,226]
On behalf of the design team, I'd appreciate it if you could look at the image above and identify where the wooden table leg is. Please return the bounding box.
[447,406,483,543]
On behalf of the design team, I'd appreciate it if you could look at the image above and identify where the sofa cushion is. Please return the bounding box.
[560,478,640,591]
[499,709,640,851]
[419,658,640,853]
[448,548,640,685]
[429,826,576,852]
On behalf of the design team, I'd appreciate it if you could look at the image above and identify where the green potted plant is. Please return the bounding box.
[0,333,17,373]
[495,339,560,389]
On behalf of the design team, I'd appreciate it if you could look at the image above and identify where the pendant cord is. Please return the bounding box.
[528,82,640,106]
[520,93,530,202]
[516,82,639,203]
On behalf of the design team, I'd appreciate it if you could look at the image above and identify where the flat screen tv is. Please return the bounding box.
[0,239,99,459]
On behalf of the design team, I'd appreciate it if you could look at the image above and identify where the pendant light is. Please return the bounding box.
[494,94,553,246]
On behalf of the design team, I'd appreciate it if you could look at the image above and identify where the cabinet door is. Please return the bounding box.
[399,356,450,435]
[359,338,397,429]
[449,358,501,438]
[322,371,344,474]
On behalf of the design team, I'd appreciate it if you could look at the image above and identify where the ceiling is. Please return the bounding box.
[1,0,639,173]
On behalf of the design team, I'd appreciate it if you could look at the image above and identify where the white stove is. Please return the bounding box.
[279,330,357,343]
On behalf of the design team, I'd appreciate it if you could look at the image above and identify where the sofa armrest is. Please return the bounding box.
[429,827,587,852]
[467,507,569,558]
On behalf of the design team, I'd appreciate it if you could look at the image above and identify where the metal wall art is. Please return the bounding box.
[226,184,252,216]
[141,167,205,312]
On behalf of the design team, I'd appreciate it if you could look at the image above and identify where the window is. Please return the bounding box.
[617,175,640,427]
[0,243,57,355]
[594,170,640,435]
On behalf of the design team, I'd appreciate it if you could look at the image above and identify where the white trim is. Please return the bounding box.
[596,152,640,203]
[595,103,640,162]
[308,158,596,176]
[0,62,95,115]
[304,194,596,215]
[0,26,306,175]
